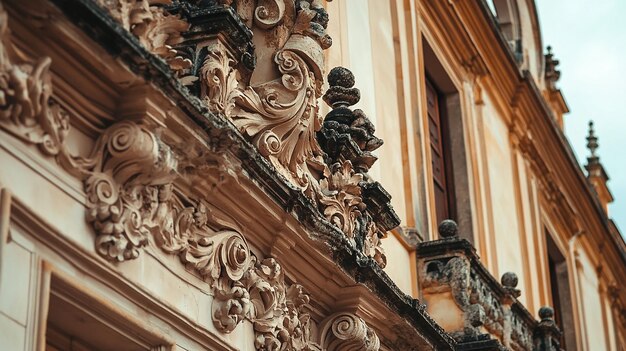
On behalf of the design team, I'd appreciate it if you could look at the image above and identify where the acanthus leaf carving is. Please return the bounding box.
[227,48,323,187]
[201,43,240,114]
[212,256,318,351]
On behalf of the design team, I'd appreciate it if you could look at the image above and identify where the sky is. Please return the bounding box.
[534,0,626,232]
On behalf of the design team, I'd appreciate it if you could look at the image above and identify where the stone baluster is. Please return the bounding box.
[533,306,564,351]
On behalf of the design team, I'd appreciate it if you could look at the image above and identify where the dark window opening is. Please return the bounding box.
[422,39,473,242]
[545,231,577,350]
[426,78,456,225]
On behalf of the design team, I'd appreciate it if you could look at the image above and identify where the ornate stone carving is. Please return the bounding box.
[228,47,324,187]
[83,122,177,260]
[319,312,380,351]
[96,0,191,72]
[216,0,330,187]
[317,161,364,240]
[0,8,67,156]
[316,67,399,267]
[213,256,317,351]
[200,43,239,114]
[362,220,386,268]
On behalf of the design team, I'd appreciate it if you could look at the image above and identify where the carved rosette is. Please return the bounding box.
[320,312,380,351]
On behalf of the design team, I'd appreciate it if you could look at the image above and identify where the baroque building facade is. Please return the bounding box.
[0,0,623,350]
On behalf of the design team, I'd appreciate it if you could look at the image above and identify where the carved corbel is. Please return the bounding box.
[319,312,380,351]
[83,121,177,260]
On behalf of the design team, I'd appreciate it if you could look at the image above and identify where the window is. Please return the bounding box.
[545,231,577,350]
[422,39,472,241]
[426,78,455,225]
[45,274,169,351]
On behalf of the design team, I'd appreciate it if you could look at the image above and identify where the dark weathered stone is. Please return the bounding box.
[534,306,564,351]
[501,272,519,288]
[438,219,459,238]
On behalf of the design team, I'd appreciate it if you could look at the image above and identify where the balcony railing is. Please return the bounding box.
[416,220,564,351]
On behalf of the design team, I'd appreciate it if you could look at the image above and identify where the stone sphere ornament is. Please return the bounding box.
[438,219,458,238]
[501,272,519,288]
[538,306,555,320]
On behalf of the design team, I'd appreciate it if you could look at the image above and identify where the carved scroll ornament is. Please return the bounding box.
[197,0,330,189]
[320,312,381,351]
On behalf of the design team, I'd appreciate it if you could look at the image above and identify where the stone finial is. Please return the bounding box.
[501,272,521,299]
[501,272,518,288]
[586,120,599,162]
[438,219,458,238]
[584,120,613,214]
[323,66,361,109]
[544,46,561,91]
[538,306,554,321]
[534,306,563,351]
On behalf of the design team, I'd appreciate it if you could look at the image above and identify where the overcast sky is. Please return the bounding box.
[534,0,626,232]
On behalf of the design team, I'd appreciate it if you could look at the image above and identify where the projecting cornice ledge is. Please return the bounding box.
[0,0,453,349]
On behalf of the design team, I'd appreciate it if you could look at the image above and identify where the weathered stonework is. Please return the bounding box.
[0,1,427,350]
[417,220,561,351]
